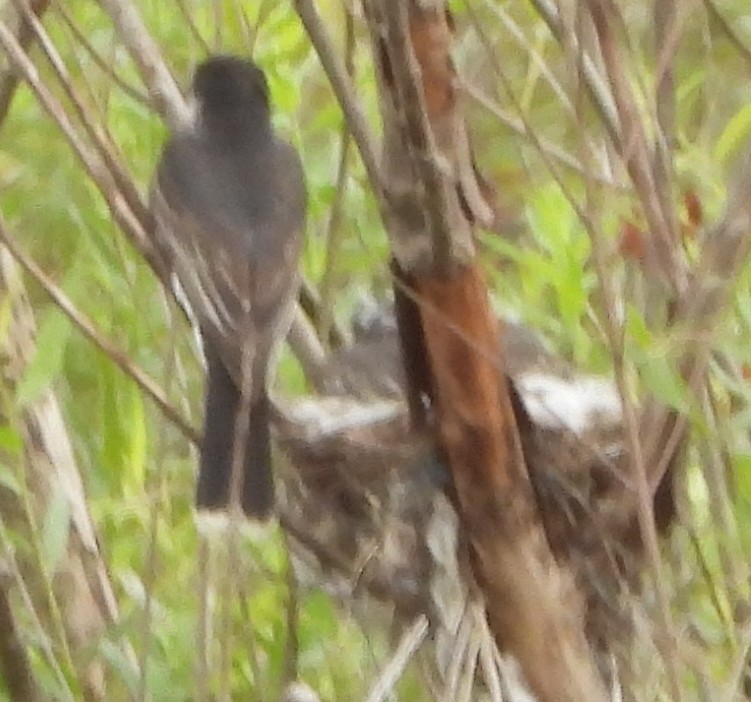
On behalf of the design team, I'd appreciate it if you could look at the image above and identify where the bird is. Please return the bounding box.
[150,55,306,520]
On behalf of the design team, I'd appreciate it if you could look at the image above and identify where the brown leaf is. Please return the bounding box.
[618,220,646,262]
[684,189,703,229]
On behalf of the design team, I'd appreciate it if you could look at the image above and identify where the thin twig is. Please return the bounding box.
[363,615,429,702]
[195,537,212,702]
[703,0,751,68]
[653,0,679,248]
[587,0,680,290]
[720,619,751,702]
[457,625,481,702]
[571,8,683,700]
[280,532,300,696]
[10,0,152,230]
[0,0,50,126]
[479,0,575,118]
[279,511,422,620]
[54,4,151,108]
[96,0,190,130]
[136,310,188,702]
[292,0,385,200]
[173,0,211,54]
[442,604,474,701]
[318,9,355,345]
[0,534,75,701]
[287,306,328,392]
[298,275,347,349]
[0,220,201,446]
[461,79,625,189]
[476,610,504,702]
[528,0,621,145]
[247,0,276,55]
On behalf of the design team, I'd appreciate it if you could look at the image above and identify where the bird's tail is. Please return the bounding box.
[196,342,275,520]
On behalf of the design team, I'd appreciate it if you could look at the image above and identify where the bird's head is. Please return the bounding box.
[192,55,270,130]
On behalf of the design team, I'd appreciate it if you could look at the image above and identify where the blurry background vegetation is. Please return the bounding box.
[2,0,751,699]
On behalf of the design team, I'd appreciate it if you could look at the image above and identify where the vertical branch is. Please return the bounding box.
[317,9,355,346]
[586,0,681,290]
[357,2,609,699]
[653,0,679,258]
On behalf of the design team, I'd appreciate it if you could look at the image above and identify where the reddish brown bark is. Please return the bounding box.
[415,265,608,701]
[417,266,517,502]
[358,2,610,698]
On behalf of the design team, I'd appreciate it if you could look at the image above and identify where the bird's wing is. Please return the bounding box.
[151,135,305,382]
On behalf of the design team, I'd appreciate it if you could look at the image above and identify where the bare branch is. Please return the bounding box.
[96,0,190,129]
[293,0,385,200]
[652,0,680,261]
[318,11,355,346]
[364,616,429,702]
[55,3,151,109]
[703,0,751,67]
[0,0,50,125]
[586,0,681,289]
[286,307,328,393]
[528,0,621,144]
[0,219,201,446]
[10,0,151,228]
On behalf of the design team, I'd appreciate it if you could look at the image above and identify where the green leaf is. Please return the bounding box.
[0,425,23,454]
[0,463,21,495]
[625,306,652,349]
[98,638,139,694]
[715,103,751,164]
[16,310,72,406]
[733,453,751,505]
[638,356,687,411]
[125,386,146,489]
[41,483,71,573]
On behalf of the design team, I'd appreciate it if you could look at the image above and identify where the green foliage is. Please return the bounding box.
[2,0,751,699]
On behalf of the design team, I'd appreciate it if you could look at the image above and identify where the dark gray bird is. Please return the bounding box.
[151,56,306,519]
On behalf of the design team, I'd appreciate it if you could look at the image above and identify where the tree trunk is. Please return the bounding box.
[360,2,609,699]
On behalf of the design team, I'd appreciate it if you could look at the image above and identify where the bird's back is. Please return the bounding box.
[152,124,306,382]
[157,130,305,263]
